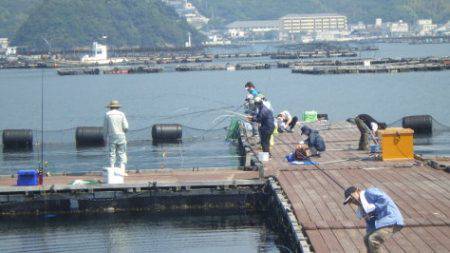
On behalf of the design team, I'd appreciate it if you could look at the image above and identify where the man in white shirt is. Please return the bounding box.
[103,100,129,172]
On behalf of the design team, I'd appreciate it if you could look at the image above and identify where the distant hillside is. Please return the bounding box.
[191,0,450,27]
[0,0,42,38]
[12,0,203,50]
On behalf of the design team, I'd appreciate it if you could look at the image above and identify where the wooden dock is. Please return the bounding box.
[247,121,450,252]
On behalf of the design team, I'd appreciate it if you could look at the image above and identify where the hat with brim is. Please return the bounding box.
[343,186,357,205]
[107,100,121,108]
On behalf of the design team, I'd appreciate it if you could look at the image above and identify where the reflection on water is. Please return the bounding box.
[0,213,282,253]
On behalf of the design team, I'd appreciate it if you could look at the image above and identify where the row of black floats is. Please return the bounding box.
[2,124,183,152]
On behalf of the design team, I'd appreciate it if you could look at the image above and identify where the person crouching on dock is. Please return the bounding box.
[103,100,129,175]
[343,186,404,253]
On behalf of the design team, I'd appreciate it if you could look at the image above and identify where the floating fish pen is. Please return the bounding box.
[1,118,450,252]
[270,50,357,60]
[292,56,450,67]
[103,66,163,74]
[57,68,100,76]
[292,62,450,74]
[235,63,271,70]
[175,64,227,72]
[213,52,270,59]
[155,56,213,64]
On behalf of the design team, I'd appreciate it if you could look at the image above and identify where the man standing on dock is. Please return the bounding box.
[104,100,129,173]
[343,186,404,253]
[248,96,275,157]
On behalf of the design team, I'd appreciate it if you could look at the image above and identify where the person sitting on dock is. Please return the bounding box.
[103,100,129,174]
[343,186,404,253]
[247,96,275,157]
[277,111,298,133]
[354,114,386,151]
[286,144,311,162]
[300,126,326,157]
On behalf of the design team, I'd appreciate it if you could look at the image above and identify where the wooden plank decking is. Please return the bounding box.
[262,121,450,252]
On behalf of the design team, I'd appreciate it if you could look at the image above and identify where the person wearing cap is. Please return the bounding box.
[300,126,325,157]
[343,186,404,253]
[247,96,275,156]
[244,81,259,97]
[103,100,129,173]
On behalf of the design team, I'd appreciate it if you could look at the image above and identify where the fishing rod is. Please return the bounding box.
[275,134,346,190]
[39,69,45,182]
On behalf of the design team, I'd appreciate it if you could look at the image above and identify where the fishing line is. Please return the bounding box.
[212,115,235,124]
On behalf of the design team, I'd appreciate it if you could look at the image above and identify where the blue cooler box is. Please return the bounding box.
[17,170,38,186]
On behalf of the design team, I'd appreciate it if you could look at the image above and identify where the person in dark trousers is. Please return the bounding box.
[300,126,326,156]
[277,110,298,133]
[343,186,404,253]
[354,114,386,150]
[248,96,275,156]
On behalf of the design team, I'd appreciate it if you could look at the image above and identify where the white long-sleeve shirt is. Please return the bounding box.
[356,190,376,219]
[104,109,129,138]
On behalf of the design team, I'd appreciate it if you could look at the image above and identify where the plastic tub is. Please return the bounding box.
[257,152,270,162]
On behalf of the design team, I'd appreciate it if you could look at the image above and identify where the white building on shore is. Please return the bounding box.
[0,38,17,56]
[279,13,348,41]
[81,42,124,64]
[414,19,438,36]
[226,20,280,39]
[387,20,409,36]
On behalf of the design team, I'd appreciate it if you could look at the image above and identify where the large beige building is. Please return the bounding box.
[280,13,348,34]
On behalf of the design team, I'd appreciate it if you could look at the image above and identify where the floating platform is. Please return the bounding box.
[57,68,100,76]
[271,50,357,59]
[1,121,449,252]
[292,62,450,74]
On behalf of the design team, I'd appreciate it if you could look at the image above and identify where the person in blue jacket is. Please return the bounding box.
[343,186,404,253]
[247,96,275,156]
[300,126,326,156]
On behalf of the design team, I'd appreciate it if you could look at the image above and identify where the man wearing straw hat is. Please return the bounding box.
[104,100,129,174]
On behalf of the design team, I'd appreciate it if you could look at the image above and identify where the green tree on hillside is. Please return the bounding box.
[12,0,204,50]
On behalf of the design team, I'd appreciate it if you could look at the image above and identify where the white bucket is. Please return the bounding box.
[103,167,124,184]
[257,152,270,162]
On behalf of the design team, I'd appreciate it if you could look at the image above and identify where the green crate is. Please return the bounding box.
[302,111,318,122]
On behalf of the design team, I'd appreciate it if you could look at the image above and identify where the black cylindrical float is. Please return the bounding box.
[317,113,328,120]
[2,129,33,152]
[402,115,433,137]
[152,124,182,143]
[75,127,105,148]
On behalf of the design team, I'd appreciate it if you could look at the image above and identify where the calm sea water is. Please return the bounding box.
[0,43,449,173]
[0,213,283,253]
